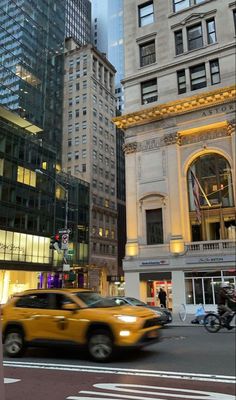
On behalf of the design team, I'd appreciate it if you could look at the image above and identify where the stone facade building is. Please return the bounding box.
[62,38,118,294]
[114,0,236,313]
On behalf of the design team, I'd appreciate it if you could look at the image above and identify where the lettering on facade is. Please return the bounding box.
[201,103,235,117]
[0,242,25,253]
[186,255,235,264]
[141,260,169,266]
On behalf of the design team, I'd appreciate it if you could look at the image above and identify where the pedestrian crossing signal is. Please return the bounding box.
[50,234,61,252]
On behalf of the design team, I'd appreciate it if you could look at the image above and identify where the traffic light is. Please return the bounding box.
[50,234,61,253]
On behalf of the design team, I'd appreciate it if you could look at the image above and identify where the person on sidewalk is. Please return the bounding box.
[158,288,167,308]
[217,282,235,330]
[191,304,205,324]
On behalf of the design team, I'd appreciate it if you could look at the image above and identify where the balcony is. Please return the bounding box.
[186,240,235,256]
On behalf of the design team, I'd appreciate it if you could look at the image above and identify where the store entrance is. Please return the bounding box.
[146,280,172,310]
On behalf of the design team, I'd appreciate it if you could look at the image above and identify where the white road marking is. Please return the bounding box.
[4,378,21,384]
[3,361,235,384]
[66,383,235,400]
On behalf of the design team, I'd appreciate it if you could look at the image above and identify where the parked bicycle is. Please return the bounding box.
[203,311,236,333]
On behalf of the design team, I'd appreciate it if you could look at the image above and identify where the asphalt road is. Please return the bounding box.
[3,326,236,400]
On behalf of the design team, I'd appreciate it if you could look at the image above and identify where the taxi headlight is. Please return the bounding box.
[116,315,137,323]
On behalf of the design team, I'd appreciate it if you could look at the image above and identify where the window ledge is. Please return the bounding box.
[175,42,218,58]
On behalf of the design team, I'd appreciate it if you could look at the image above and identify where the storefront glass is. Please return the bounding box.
[185,270,236,305]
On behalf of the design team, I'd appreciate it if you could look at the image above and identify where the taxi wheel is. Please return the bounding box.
[88,330,113,362]
[4,328,25,357]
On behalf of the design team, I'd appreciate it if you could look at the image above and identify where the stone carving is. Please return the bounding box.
[123,142,138,154]
[227,120,236,136]
[180,127,231,145]
[162,132,180,146]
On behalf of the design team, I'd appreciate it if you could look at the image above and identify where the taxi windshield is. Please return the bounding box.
[74,291,117,308]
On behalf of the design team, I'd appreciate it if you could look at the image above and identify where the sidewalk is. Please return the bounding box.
[171,313,199,327]
[170,313,236,327]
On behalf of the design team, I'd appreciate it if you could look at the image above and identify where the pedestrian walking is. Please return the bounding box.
[158,288,167,308]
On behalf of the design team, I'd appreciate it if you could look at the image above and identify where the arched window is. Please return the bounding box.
[187,154,235,242]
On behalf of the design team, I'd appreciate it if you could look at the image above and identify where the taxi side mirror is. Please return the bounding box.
[62,303,78,312]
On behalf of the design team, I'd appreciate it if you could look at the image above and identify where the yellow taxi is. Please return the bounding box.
[1,289,161,362]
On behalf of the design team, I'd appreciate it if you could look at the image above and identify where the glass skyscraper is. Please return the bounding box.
[66,0,92,46]
[0,0,65,153]
[0,0,90,301]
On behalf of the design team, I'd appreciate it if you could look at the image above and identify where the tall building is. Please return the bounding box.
[91,0,124,111]
[114,0,236,313]
[66,0,92,46]
[62,38,118,294]
[91,1,126,290]
[0,0,90,302]
[0,0,65,155]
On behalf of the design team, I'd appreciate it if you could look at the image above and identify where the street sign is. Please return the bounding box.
[61,233,69,250]
[59,228,72,234]
[63,264,70,271]
[67,249,74,255]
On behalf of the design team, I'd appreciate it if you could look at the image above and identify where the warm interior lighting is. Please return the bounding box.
[170,235,185,255]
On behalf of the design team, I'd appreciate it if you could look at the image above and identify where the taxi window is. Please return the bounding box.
[53,293,77,310]
[15,293,50,309]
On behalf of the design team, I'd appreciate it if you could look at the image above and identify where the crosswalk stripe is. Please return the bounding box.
[3,361,235,384]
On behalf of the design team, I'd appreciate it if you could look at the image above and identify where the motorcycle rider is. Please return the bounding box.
[217,282,235,330]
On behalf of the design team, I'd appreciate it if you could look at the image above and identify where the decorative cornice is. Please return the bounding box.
[113,86,236,130]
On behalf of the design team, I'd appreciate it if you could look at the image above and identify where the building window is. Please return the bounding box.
[138,1,154,27]
[188,154,235,242]
[210,59,220,85]
[187,23,203,51]
[173,0,205,13]
[146,209,163,244]
[17,167,36,187]
[190,63,206,90]
[173,0,189,12]
[141,78,158,104]
[140,40,156,67]
[177,70,186,94]
[233,10,236,33]
[206,18,217,44]
[175,30,184,55]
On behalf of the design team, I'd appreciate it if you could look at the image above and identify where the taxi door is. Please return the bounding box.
[44,293,85,344]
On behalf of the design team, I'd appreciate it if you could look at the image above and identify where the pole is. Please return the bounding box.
[0,307,6,399]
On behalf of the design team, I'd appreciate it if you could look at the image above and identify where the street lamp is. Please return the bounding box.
[35,169,70,273]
